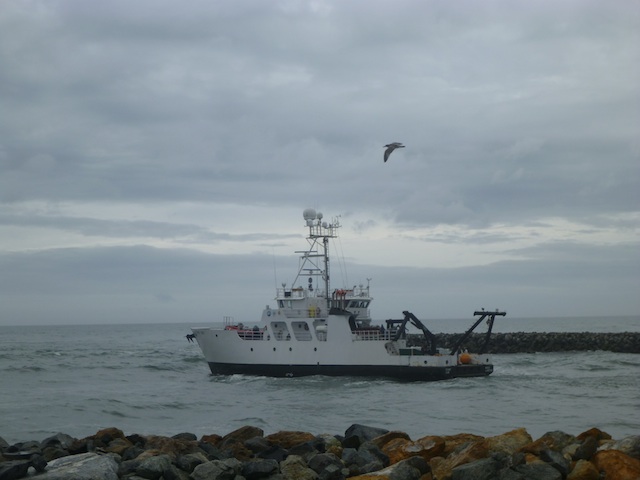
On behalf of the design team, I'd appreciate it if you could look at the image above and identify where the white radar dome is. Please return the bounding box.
[303,208,317,221]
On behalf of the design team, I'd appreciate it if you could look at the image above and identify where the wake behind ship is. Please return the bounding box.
[189,209,505,381]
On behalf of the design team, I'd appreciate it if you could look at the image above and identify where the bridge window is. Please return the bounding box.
[291,321,312,341]
[270,321,291,341]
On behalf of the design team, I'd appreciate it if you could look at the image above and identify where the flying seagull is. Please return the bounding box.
[384,142,405,162]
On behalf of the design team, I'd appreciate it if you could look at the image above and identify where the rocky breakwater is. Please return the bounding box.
[415,332,640,353]
[1,425,639,480]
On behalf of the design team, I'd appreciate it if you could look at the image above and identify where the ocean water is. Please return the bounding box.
[1,316,638,445]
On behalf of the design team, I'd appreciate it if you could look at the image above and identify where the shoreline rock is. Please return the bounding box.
[1,425,638,480]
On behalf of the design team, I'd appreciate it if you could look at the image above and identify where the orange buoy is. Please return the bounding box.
[459,353,472,364]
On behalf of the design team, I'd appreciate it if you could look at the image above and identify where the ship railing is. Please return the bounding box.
[351,329,390,341]
[347,286,371,297]
[236,329,265,341]
[276,288,327,299]
[279,308,328,319]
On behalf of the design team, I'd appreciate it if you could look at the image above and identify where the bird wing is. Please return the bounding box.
[384,146,394,162]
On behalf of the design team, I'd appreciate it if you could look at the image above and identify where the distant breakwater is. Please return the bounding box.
[410,332,640,353]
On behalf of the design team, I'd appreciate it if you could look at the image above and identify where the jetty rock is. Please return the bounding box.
[2,425,640,480]
[26,452,118,480]
[423,331,640,353]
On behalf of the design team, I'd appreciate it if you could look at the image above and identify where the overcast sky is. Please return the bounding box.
[1,0,638,326]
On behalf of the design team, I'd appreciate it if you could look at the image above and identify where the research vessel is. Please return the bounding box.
[189,209,505,380]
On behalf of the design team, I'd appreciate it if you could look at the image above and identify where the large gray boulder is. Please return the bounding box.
[0,460,30,480]
[307,452,345,480]
[343,425,388,448]
[514,462,562,480]
[599,435,640,460]
[279,455,318,480]
[30,452,118,480]
[539,448,570,477]
[241,458,279,479]
[341,446,384,476]
[40,433,76,451]
[175,451,209,473]
[348,456,428,480]
[191,458,242,480]
[452,457,499,480]
[134,454,172,479]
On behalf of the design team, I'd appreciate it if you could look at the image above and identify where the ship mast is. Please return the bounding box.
[298,208,340,309]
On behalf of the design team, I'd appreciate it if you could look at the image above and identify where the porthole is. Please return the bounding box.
[250,348,253,352]
[289,347,292,351]
[314,347,317,351]
[273,347,276,352]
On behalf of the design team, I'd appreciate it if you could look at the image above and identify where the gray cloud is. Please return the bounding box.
[0,212,300,244]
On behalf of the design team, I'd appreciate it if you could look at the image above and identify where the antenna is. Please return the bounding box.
[272,248,278,292]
